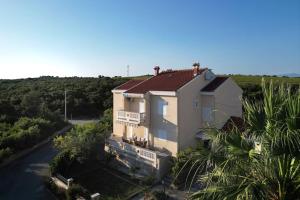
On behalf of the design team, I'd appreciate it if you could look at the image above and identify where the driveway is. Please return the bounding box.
[0,139,59,199]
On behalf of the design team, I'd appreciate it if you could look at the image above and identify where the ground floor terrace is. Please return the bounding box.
[106,134,171,179]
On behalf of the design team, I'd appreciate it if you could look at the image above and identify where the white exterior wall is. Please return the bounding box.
[177,71,212,152]
[213,78,243,129]
[150,95,178,156]
[113,92,126,137]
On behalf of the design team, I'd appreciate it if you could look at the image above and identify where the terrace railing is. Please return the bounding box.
[117,111,145,125]
[107,137,157,167]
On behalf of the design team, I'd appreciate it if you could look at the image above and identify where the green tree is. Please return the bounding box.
[99,108,113,132]
[54,123,108,162]
[21,90,42,117]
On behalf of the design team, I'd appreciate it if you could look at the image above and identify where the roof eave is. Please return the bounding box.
[112,89,126,93]
[123,93,145,98]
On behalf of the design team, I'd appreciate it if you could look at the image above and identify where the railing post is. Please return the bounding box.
[67,178,73,188]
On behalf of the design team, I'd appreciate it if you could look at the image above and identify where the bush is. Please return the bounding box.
[50,151,75,175]
[0,147,13,163]
[53,123,108,163]
[0,117,52,150]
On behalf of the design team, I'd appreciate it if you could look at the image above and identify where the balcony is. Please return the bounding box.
[117,111,145,125]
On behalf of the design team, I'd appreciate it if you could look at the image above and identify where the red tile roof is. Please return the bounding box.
[114,79,144,90]
[201,76,228,92]
[125,69,206,94]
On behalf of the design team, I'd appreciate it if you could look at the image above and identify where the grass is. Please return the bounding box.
[75,165,145,200]
[230,74,300,86]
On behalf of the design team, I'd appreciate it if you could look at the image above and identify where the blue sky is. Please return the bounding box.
[0,0,299,78]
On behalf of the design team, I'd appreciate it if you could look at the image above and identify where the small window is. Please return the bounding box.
[193,100,199,109]
[157,129,167,140]
[202,107,213,122]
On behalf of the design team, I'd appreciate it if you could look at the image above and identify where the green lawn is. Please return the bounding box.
[76,166,145,200]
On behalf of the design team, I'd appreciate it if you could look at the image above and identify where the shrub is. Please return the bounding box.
[53,123,107,163]
[50,151,75,175]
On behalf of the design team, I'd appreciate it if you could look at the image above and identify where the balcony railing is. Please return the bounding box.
[117,111,145,125]
[107,137,157,167]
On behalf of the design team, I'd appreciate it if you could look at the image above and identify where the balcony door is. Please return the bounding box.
[139,101,145,113]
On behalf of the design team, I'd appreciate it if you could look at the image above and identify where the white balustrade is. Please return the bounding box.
[117,111,145,124]
[107,137,157,167]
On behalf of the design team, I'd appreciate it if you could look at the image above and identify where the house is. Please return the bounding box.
[107,63,242,178]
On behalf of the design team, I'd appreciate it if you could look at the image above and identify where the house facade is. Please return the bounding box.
[107,64,242,178]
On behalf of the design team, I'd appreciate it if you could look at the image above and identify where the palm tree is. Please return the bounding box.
[179,80,300,200]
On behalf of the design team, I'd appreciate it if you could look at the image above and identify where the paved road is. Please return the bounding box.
[68,119,99,125]
[0,140,58,200]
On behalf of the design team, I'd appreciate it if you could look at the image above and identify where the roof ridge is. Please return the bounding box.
[159,67,208,74]
[114,79,144,90]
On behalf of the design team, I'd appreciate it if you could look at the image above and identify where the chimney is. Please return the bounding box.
[154,66,160,76]
[193,62,200,77]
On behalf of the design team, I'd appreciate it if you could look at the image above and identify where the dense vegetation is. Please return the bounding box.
[231,75,300,101]
[0,76,128,123]
[0,109,67,162]
[173,80,300,199]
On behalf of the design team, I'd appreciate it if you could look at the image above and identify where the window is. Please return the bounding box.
[202,107,213,122]
[163,104,167,116]
[157,129,167,140]
[158,100,167,117]
[193,99,199,109]
[139,101,145,113]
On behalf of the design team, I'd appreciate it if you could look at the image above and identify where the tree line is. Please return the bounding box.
[0,76,128,123]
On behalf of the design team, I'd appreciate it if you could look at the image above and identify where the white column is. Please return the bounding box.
[128,126,133,138]
[144,127,149,141]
